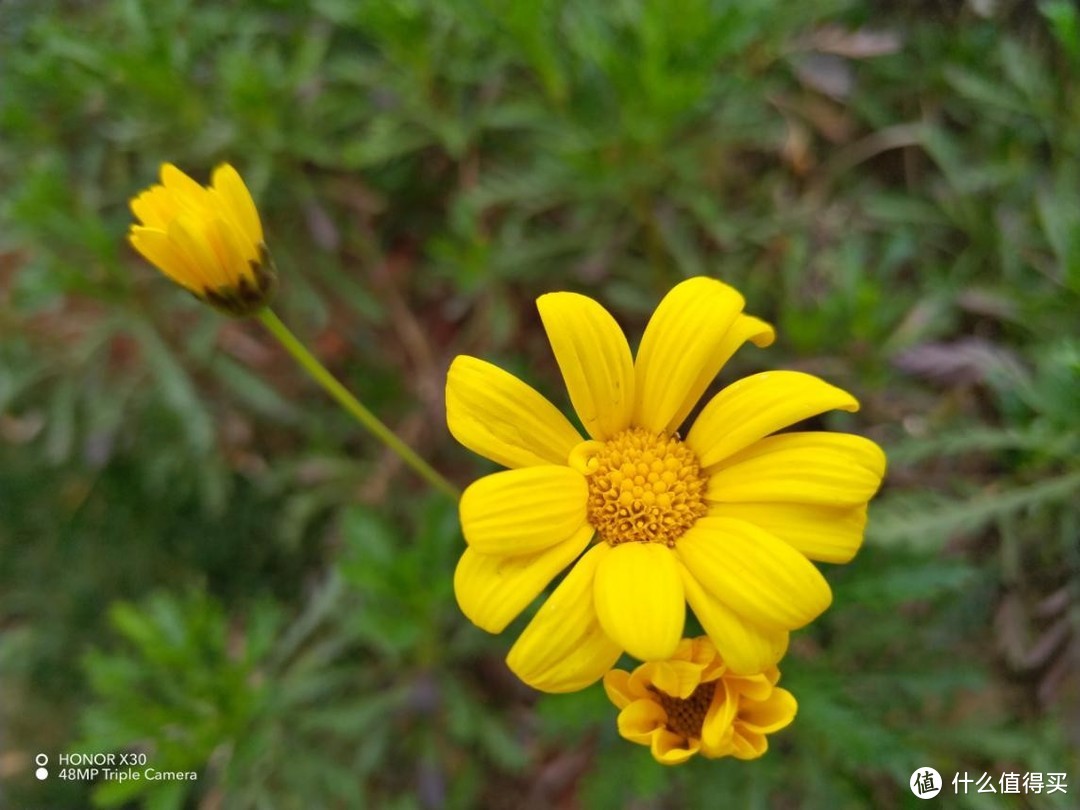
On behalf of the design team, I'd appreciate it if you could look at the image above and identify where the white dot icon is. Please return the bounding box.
[910,767,942,799]
[36,767,48,780]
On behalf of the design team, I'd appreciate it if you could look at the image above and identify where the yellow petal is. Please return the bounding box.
[706,432,886,506]
[160,163,212,212]
[202,216,252,286]
[676,517,832,630]
[627,665,662,701]
[700,685,737,753]
[650,728,699,765]
[506,544,622,693]
[537,292,635,440]
[168,215,230,290]
[709,502,868,563]
[678,314,777,433]
[603,669,635,709]
[678,563,789,675]
[739,687,797,734]
[156,163,212,219]
[130,185,179,230]
[211,163,263,246]
[648,659,705,700]
[687,371,859,469]
[459,466,587,556]
[730,727,769,760]
[689,642,727,683]
[724,313,776,350]
[671,637,700,664]
[633,278,745,433]
[453,524,593,633]
[128,227,204,294]
[593,542,684,661]
[446,355,582,469]
[726,672,774,703]
[616,699,668,743]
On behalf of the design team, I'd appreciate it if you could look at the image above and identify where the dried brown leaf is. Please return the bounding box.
[892,337,1026,385]
[808,25,904,59]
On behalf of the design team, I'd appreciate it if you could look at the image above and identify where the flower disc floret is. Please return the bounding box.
[651,680,717,738]
[573,427,708,547]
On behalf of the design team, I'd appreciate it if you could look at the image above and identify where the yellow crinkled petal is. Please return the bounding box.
[648,659,705,700]
[616,699,668,743]
[684,636,723,674]
[128,227,204,294]
[709,502,868,563]
[633,277,745,433]
[699,685,737,753]
[453,524,593,633]
[740,687,797,734]
[651,728,699,765]
[676,517,832,630]
[706,432,886,506]
[603,669,636,709]
[211,163,263,246]
[671,637,700,664]
[678,563,789,675]
[593,542,684,662]
[726,672,774,703]
[537,292,635,441]
[687,371,859,469]
[627,665,663,702]
[695,691,738,756]
[446,356,583,469]
[731,728,769,760]
[507,544,622,693]
[459,466,587,556]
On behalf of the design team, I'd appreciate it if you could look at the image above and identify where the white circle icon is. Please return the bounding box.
[910,767,942,799]
[36,767,48,780]
[35,753,48,766]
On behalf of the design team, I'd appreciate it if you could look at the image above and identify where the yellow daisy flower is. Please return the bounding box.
[128,163,275,316]
[447,277,886,692]
[603,635,796,765]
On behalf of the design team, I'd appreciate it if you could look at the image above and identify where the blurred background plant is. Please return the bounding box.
[1,0,1078,807]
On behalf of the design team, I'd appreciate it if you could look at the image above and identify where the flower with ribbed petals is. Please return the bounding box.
[447,277,886,693]
[128,163,275,316]
[603,635,796,765]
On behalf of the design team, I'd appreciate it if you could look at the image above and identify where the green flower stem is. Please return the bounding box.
[257,308,459,500]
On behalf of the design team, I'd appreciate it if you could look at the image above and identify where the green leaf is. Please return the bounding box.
[1041,0,1080,61]
[869,472,1080,549]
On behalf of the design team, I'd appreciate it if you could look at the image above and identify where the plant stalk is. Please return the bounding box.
[257,308,459,500]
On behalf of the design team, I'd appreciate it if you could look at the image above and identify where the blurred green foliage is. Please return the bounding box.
[1,0,1077,807]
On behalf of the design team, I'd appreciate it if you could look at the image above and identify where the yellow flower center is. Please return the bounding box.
[573,427,708,547]
[651,681,717,739]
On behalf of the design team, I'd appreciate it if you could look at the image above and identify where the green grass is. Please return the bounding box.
[1,0,1078,807]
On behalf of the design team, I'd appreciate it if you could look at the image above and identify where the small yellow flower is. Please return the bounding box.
[128,163,275,316]
[603,636,796,765]
[447,277,886,692]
